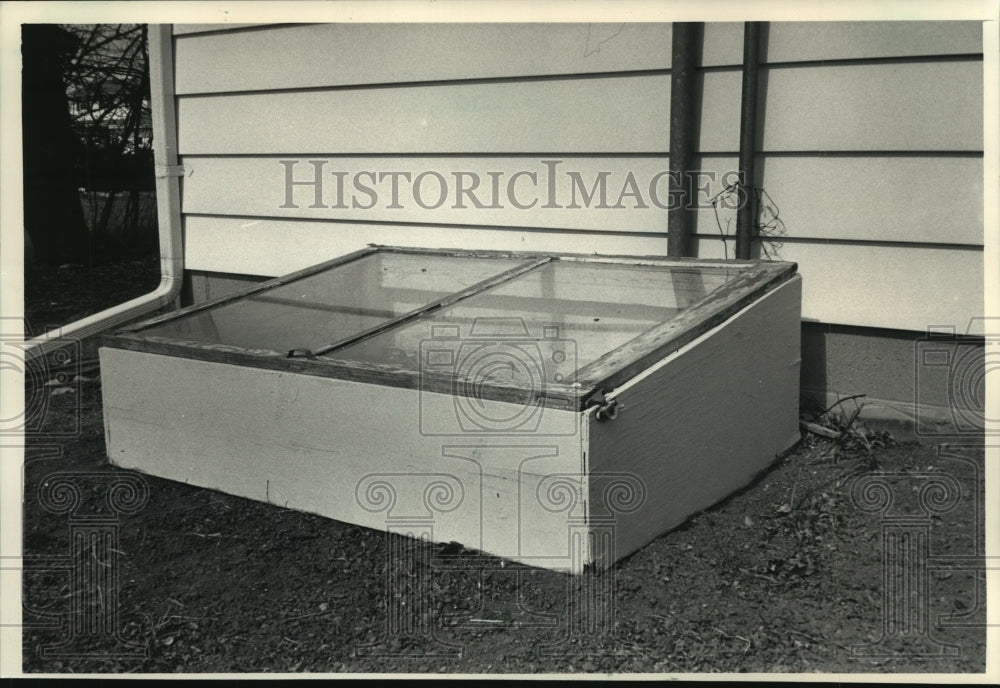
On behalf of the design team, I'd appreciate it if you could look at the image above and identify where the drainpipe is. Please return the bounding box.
[734,21,762,260]
[27,24,183,360]
[666,22,701,258]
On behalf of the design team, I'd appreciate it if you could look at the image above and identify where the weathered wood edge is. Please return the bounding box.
[376,244,764,269]
[574,261,798,398]
[101,332,584,411]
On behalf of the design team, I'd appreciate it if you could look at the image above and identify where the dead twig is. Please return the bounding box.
[800,421,840,440]
[788,628,852,653]
[819,399,867,463]
[710,183,739,260]
[712,626,752,653]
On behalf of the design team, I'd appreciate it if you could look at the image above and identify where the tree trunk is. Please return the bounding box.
[22,24,90,265]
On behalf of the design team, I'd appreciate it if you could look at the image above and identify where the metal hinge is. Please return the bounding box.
[585,390,621,422]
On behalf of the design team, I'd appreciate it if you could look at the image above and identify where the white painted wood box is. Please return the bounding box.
[100,246,801,573]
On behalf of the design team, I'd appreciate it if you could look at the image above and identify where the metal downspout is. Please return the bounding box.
[666,22,701,258]
[735,21,762,260]
[27,24,183,360]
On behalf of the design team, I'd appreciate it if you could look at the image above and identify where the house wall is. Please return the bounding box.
[169,21,985,423]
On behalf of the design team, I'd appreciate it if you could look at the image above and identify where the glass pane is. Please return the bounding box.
[326,261,745,382]
[141,252,527,352]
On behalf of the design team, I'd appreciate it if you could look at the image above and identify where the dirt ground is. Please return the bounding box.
[17,261,988,676]
[23,255,161,336]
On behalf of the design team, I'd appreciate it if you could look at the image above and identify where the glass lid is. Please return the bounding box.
[140,252,529,353]
[326,261,744,383]
[110,246,795,407]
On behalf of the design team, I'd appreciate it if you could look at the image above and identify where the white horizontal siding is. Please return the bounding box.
[172,21,981,94]
[763,21,982,63]
[748,155,982,244]
[181,156,672,232]
[180,155,982,245]
[695,241,984,334]
[182,216,984,333]
[174,23,673,95]
[758,60,982,152]
[176,74,672,155]
[176,60,981,155]
[170,21,985,330]
[183,215,672,275]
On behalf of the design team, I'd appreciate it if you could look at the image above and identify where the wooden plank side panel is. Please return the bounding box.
[587,276,802,568]
[181,216,984,331]
[176,61,981,155]
[174,23,672,94]
[180,154,983,244]
[100,347,590,572]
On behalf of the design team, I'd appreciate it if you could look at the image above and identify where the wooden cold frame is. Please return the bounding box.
[102,245,797,414]
[100,248,801,573]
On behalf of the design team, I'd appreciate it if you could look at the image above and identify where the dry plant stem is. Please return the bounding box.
[820,401,867,462]
[821,393,867,416]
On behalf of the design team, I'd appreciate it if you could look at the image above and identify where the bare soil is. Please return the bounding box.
[23,254,160,336]
[18,261,987,675]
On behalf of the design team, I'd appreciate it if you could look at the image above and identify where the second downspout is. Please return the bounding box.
[666,22,701,258]
[735,21,762,260]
